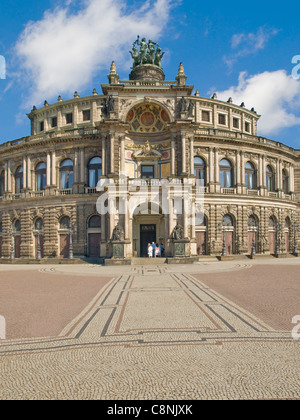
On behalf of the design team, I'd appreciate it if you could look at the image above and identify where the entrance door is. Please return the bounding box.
[248,231,258,254]
[285,232,290,253]
[89,233,101,257]
[35,235,44,258]
[196,231,207,255]
[140,225,156,257]
[225,231,233,255]
[269,232,275,254]
[60,234,70,259]
[15,236,21,258]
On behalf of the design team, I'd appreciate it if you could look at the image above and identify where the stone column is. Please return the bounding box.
[236,150,241,193]
[214,148,220,192]
[73,104,78,128]
[276,160,281,191]
[102,136,106,176]
[7,161,11,192]
[261,155,266,195]
[27,156,32,190]
[171,138,176,176]
[57,109,62,129]
[290,165,295,193]
[209,147,214,187]
[110,132,115,175]
[80,148,85,185]
[120,136,125,175]
[51,151,56,186]
[190,136,194,176]
[22,157,27,190]
[74,149,79,184]
[46,152,51,187]
[181,134,187,174]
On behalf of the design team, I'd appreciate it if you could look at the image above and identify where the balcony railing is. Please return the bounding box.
[56,188,72,196]
[221,188,236,195]
[85,187,97,194]
[247,189,259,196]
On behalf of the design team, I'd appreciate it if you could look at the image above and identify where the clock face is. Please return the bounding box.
[126,103,170,133]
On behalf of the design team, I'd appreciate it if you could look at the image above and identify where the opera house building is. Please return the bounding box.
[0,38,299,263]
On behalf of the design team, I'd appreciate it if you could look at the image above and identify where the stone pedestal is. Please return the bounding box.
[129,64,165,82]
[112,242,125,259]
[173,240,189,258]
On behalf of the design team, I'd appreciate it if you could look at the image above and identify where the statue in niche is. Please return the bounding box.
[188,101,195,116]
[179,97,187,113]
[112,223,125,242]
[107,95,115,113]
[172,223,184,240]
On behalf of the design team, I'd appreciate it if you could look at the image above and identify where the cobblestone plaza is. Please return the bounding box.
[0,258,299,400]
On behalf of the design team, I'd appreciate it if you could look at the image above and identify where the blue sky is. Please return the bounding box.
[1,0,300,148]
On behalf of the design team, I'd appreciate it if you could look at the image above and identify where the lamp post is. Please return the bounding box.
[275,222,282,256]
[36,232,41,261]
[260,235,267,254]
[69,225,74,260]
[8,228,15,260]
[293,222,299,256]
[218,223,226,257]
[248,227,257,257]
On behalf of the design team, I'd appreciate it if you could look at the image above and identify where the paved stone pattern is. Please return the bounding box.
[0,260,300,400]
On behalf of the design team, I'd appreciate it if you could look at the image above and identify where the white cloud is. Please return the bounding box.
[15,0,175,107]
[224,26,278,72]
[215,70,300,136]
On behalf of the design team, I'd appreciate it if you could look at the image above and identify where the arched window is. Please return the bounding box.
[222,214,234,227]
[194,157,206,186]
[282,169,289,194]
[0,171,4,196]
[248,215,258,228]
[13,220,21,233]
[88,157,102,187]
[35,162,46,191]
[88,215,101,228]
[195,213,206,226]
[220,159,233,188]
[15,166,23,194]
[268,216,276,229]
[266,165,275,192]
[34,218,44,231]
[60,159,73,189]
[59,216,71,230]
[245,162,257,190]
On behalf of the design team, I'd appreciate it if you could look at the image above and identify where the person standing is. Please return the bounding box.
[159,243,164,257]
[148,243,153,258]
[155,243,161,258]
[151,242,156,258]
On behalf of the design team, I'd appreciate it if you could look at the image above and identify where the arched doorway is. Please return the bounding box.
[87,215,101,257]
[222,214,235,255]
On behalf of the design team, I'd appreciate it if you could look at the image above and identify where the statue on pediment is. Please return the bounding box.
[129,36,165,69]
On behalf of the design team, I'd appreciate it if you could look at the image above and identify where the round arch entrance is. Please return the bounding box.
[131,202,166,257]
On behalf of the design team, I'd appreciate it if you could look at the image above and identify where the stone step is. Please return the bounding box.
[131,258,167,265]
